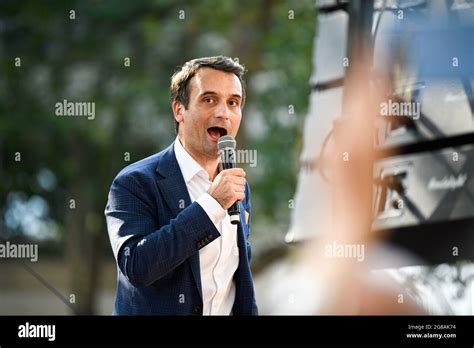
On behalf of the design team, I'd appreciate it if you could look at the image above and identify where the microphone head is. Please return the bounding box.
[217,135,236,150]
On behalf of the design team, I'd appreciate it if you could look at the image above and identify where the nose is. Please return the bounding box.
[214,100,231,120]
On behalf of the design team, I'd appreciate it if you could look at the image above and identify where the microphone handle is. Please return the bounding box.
[220,149,241,225]
[228,201,241,225]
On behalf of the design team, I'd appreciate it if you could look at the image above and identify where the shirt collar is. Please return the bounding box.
[174,137,210,183]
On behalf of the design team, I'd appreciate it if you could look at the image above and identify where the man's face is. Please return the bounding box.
[175,67,243,160]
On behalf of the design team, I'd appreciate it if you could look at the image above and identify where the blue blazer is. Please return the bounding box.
[105,142,258,315]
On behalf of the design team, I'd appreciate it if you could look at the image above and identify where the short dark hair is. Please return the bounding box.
[170,56,246,133]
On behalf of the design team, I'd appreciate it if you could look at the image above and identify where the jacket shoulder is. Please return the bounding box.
[114,144,173,183]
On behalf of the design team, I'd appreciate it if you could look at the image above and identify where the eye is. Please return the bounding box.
[229,99,239,107]
[204,96,214,104]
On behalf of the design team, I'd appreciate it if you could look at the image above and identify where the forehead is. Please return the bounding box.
[189,67,242,97]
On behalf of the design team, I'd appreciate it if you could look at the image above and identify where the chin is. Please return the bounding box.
[202,144,218,158]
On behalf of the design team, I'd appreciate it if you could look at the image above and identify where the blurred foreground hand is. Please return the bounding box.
[264,61,425,315]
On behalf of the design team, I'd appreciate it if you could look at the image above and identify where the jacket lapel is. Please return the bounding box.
[238,201,247,233]
[154,143,203,300]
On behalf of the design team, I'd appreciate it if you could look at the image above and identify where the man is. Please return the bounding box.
[105,56,258,315]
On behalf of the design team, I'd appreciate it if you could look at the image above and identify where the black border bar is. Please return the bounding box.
[0,315,473,345]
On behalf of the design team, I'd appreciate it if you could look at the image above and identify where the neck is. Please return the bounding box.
[202,160,220,181]
[178,136,219,181]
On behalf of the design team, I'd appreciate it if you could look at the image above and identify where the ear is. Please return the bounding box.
[172,100,185,124]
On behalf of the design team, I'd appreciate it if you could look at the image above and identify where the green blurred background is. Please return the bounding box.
[0,0,314,314]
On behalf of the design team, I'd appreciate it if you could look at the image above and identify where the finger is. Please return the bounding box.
[235,192,245,201]
[231,177,246,186]
[226,168,245,177]
[233,183,246,193]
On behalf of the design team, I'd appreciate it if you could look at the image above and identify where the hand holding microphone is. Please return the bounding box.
[207,135,244,224]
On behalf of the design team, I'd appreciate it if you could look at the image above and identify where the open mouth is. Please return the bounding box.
[207,126,228,141]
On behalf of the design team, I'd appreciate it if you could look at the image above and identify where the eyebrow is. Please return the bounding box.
[199,91,242,100]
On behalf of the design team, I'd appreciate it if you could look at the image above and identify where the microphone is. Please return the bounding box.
[217,135,241,225]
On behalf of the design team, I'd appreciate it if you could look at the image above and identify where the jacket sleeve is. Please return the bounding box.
[105,172,221,288]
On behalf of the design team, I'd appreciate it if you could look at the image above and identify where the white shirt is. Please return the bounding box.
[174,138,239,315]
